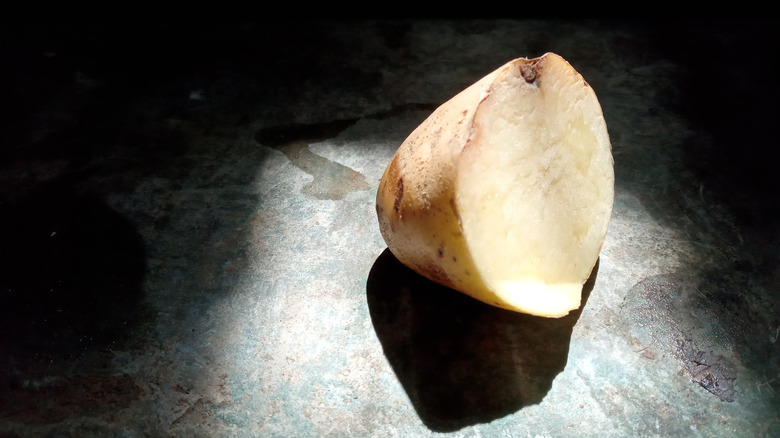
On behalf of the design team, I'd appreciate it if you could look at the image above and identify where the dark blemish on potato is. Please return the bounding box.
[448,198,462,230]
[457,109,468,125]
[437,248,444,258]
[417,262,452,288]
[452,256,457,262]
[520,61,538,84]
[394,177,404,216]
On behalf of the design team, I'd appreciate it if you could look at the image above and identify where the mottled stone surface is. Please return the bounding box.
[1,20,778,437]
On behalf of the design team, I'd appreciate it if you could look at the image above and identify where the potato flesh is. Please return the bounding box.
[455,62,612,317]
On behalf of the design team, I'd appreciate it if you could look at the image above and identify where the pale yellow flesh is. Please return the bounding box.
[455,60,612,317]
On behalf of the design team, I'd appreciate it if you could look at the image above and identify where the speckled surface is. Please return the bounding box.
[1,20,778,437]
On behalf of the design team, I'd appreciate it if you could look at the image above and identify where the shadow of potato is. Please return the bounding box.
[367,248,597,432]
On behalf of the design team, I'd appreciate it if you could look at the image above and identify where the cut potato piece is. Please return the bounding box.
[376,53,613,317]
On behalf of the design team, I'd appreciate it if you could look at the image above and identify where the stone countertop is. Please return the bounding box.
[0,20,778,437]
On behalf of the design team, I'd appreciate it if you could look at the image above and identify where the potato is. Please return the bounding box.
[376,53,614,318]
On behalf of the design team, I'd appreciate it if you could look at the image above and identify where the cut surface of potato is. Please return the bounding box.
[376,53,613,317]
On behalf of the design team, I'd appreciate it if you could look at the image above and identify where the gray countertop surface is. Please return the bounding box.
[1,20,778,437]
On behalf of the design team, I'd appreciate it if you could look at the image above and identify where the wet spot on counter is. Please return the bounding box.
[255,119,369,200]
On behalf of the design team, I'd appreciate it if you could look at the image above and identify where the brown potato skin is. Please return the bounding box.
[376,62,500,303]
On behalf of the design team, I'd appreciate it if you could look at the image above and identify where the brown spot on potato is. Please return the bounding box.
[448,198,462,231]
[520,57,544,85]
[394,177,404,217]
[437,248,444,258]
[457,109,468,124]
[415,262,453,289]
[520,64,536,83]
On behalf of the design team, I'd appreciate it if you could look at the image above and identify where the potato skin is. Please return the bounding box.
[376,62,500,305]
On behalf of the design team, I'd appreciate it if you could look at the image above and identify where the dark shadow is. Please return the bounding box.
[366,248,597,432]
[0,182,147,367]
